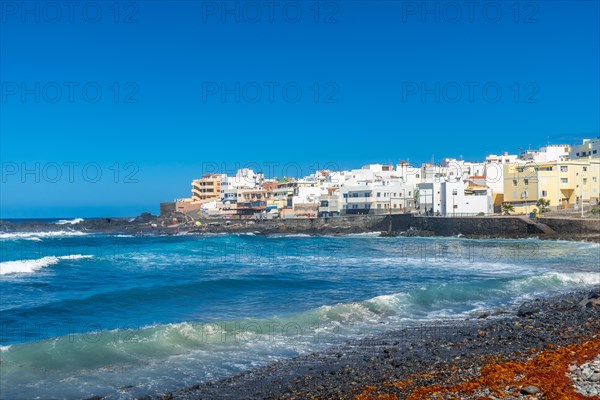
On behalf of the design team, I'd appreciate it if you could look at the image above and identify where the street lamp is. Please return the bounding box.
[522,190,529,215]
[580,169,584,218]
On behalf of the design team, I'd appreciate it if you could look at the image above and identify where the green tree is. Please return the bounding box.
[502,203,514,215]
[536,198,550,213]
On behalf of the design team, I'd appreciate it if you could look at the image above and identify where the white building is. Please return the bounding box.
[440,179,493,216]
[417,182,442,215]
[520,144,570,163]
[221,168,264,192]
[570,138,600,159]
[292,186,324,207]
[396,162,421,186]
[340,179,414,214]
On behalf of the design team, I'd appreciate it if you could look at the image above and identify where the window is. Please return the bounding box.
[364,193,370,197]
[583,179,588,184]
[576,153,580,156]
[512,180,518,186]
[594,150,598,154]
[524,179,529,185]
[377,204,382,209]
[583,166,588,172]
[560,166,568,172]
[593,177,598,183]
[377,192,381,197]
[542,190,548,197]
[343,194,348,199]
[561,178,568,184]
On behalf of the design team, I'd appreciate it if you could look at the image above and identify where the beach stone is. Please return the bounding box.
[517,304,540,317]
[590,373,600,382]
[521,385,541,395]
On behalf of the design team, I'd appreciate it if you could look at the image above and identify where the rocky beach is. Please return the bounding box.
[154,289,600,400]
[1,213,599,243]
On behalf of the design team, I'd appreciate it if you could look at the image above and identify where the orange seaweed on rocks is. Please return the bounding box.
[355,336,600,400]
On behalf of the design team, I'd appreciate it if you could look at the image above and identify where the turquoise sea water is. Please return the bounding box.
[0,230,599,399]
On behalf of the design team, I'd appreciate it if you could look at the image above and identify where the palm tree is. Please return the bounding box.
[536,198,550,213]
[502,203,514,215]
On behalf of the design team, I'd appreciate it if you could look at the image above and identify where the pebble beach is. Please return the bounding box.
[156,289,600,400]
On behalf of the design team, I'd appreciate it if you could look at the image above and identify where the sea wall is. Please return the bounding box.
[236,214,599,239]
[538,217,600,234]
[389,215,538,237]
[202,214,543,237]
[239,214,390,235]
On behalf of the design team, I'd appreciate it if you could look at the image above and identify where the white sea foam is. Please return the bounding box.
[267,233,310,238]
[0,231,89,241]
[342,231,384,237]
[0,255,93,275]
[55,218,84,225]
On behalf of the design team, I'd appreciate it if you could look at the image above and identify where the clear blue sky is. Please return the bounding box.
[1,0,598,218]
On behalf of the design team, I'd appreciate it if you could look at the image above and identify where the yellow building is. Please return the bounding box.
[503,159,599,214]
[192,174,222,203]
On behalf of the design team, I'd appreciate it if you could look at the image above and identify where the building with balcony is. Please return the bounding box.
[503,159,599,213]
[192,174,224,203]
[318,188,341,218]
[341,180,413,215]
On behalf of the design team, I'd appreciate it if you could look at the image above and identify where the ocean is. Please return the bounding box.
[0,229,598,399]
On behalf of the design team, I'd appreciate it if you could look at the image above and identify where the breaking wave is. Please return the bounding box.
[0,255,93,275]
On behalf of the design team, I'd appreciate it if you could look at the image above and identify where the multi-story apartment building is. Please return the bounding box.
[503,159,599,213]
[341,180,413,215]
[192,174,223,203]
[318,188,341,218]
[570,138,600,160]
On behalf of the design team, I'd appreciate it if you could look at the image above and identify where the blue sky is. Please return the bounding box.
[1,0,598,217]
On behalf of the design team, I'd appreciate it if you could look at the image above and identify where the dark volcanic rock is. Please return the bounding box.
[517,303,541,317]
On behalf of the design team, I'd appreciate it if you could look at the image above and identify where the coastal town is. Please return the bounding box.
[161,138,600,220]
